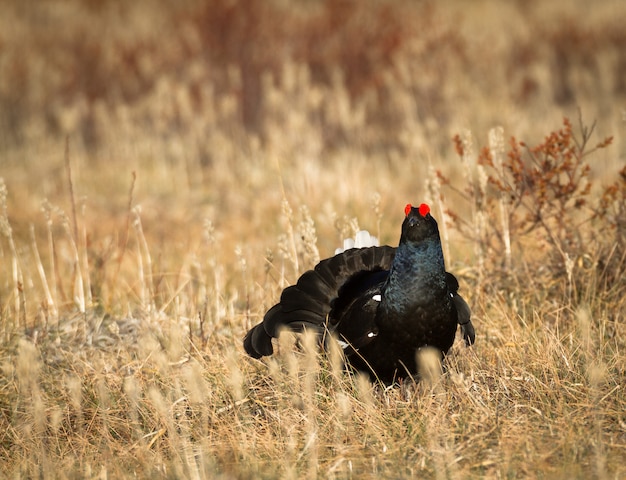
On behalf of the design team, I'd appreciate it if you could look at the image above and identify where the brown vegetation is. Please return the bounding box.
[1,0,625,478]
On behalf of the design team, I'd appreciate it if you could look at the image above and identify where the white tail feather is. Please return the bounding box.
[335,230,379,254]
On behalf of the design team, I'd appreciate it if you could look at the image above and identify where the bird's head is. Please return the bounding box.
[400,203,440,244]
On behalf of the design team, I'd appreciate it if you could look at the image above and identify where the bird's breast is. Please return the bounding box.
[378,294,456,349]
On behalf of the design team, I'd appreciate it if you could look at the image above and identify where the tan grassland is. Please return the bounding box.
[1,0,625,478]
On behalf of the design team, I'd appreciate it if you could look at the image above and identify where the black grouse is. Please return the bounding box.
[244,203,475,383]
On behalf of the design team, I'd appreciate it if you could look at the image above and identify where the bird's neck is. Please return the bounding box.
[380,238,446,314]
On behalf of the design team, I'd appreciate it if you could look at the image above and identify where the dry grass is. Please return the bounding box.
[1,0,626,478]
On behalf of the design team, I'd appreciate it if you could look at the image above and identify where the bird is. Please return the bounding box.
[243,203,475,383]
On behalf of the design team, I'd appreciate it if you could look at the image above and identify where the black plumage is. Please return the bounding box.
[243,203,475,383]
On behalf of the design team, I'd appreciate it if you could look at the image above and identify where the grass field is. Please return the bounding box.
[1,0,626,478]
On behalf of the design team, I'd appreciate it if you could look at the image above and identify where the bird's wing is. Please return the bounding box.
[445,271,475,346]
[332,283,384,355]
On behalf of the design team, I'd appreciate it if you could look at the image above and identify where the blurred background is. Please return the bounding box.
[1,0,625,261]
[2,0,624,152]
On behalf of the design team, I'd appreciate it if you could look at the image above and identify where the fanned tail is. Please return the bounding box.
[243,246,395,359]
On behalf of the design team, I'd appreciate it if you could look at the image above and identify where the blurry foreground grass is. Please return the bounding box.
[1,0,626,478]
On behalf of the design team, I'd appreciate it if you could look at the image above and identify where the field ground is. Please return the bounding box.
[1,0,626,478]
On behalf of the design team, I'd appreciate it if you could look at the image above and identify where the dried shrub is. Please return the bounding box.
[440,116,619,299]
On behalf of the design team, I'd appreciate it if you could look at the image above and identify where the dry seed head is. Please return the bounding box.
[165,326,185,363]
[182,359,209,404]
[147,386,169,421]
[488,126,506,170]
[234,244,247,273]
[426,165,441,204]
[264,248,274,275]
[298,205,320,266]
[281,198,294,222]
[123,375,140,406]
[347,217,360,239]
[49,405,63,435]
[336,392,352,420]
[132,205,143,226]
[355,373,374,407]
[477,164,489,200]
[40,199,65,223]
[17,340,41,391]
[0,177,6,201]
[267,357,281,381]
[96,375,111,411]
[371,192,381,217]
[41,199,53,224]
[460,129,475,166]
[202,218,216,245]
[66,374,83,410]
[576,306,593,354]
[278,330,301,379]
[417,346,443,386]
[326,333,345,378]
[300,328,319,363]
[0,178,11,237]
[588,360,607,387]
[277,233,295,263]
[224,351,244,402]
